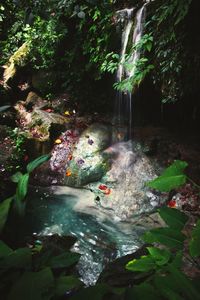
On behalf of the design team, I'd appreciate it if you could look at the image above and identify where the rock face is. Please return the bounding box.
[3,42,30,89]
[15,92,68,141]
[64,123,113,187]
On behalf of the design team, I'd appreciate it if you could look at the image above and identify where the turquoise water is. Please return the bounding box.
[25,187,144,285]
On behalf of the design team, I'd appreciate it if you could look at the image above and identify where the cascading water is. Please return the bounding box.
[115,4,147,141]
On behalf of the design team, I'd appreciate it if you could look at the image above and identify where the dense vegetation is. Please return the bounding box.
[0,0,200,299]
[1,0,199,118]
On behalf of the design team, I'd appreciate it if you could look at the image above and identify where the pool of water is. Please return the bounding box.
[24,187,145,285]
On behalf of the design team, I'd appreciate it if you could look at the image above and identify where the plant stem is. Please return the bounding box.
[187,177,200,190]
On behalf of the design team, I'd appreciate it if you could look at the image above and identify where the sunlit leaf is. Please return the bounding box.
[147,160,188,192]
[126,256,156,272]
[26,154,51,173]
[147,247,171,266]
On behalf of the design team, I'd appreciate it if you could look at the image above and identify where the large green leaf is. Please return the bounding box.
[70,284,110,300]
[147,174,186,192]
[161,160,188,177]
[143,228,185,250]
[0,248,32,271]
[16,173,29,202]
[47,251,81,269]
[189,220,200,257]
[126,283,160,300]
[147,247,171,266]
[0,240,13,259]
[147,160,188,192]
[158,207,188,230]
[55,276,82,297]
[156,264,200,300]
[26,154,51,173]
[8,268,54,300]
[126,256,156,272]
[0,197,13,233]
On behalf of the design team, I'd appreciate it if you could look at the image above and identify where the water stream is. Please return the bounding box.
[115,4,147,140]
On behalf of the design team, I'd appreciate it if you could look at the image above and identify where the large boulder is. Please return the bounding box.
[14,92,68,141]
[64,123,113,187]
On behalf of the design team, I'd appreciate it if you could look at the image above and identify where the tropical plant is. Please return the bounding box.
[126,207,200,300]
[0,237,82,300]
[0,154,50,234]
[147,160,200,192]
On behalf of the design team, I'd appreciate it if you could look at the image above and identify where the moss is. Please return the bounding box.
[3,42,31,88]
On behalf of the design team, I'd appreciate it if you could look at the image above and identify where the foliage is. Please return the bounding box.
[147,160,188,192]
[146,0,193,103]
[0,0,115,107]
[0,238,82,300]
[126,206,200,300]
[101,33,154,93]
[189,219,200,257]
[0,154,50,233]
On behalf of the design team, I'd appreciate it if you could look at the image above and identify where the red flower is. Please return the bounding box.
[99,184,107,191]
[167,200,176,208]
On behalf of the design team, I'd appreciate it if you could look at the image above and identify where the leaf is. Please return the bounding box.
[126,283,160,300]
[146,42,152,52]
[55,276,82,297]
[147,160,188,192]
[143,228,185,250]
[70,284,110,300]
[154,273,186,300]
[126,256,157,272]
[0,240,13,259]
[10,172,23,183]
[0,248,32,271]
[147,247,171,266]
[158,207,188,230]
[163,264,200,300]
[47,251,81,269]
[8,268,54,300]
[162,160,188,177]
[16,173,29,204]
[0,197,13,233]
[147,175,186,192]
[26,154,51,173]
[189,220,200,257]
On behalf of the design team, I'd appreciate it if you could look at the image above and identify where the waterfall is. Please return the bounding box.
[115,4,147,141]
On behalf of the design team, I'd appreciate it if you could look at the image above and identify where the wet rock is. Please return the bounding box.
[64,123,112,187]
[87,141,165,220]
[97,244,150,287]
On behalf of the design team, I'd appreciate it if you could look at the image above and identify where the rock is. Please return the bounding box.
[97,244,150,287]
[25,91,44,108]
[64,123,112,187]
[32,70,58,94]
[87,141,166,220]
[15,97,68,141]
[3,42,30,89]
